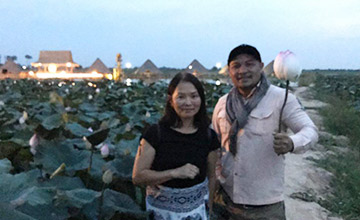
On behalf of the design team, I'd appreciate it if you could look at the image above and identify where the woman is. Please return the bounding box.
[132,72,220,220]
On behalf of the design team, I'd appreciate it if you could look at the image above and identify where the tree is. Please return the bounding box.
[6,55,17,61]
[25,55,33,67]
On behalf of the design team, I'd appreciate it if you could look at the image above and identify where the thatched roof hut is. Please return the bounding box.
[134,59,162,77]
[0,59,22,75]
[263,60,274,76]
[87,58,110,74]
[31,50,79,73]
[184,59,209,76]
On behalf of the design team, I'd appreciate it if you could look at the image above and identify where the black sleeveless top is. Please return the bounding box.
[141,124,220,188]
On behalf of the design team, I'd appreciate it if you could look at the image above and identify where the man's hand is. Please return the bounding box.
[273,132,294,155]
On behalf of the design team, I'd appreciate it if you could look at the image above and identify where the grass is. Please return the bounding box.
[313,84,360,219]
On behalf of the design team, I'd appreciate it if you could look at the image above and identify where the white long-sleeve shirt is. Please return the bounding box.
[212,85,318,205]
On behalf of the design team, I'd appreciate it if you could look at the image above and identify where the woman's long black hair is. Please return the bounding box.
[159,72,210,129]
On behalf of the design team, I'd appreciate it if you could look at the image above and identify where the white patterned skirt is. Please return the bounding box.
[146,179,209,220]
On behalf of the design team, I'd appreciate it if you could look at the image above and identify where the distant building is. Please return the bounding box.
[0,59,22,75]
[134,59,162,77]
[87,58,110,74]
[184,59,209,76]
[31,51,79,73]
[218,65,229,76]
[263,60,274,76]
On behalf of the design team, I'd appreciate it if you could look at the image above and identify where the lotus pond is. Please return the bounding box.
[0,78,231,220]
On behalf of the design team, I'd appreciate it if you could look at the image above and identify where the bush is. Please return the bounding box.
[313,75,360,219]
[298,71,317,87]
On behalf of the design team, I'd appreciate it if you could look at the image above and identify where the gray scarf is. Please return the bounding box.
[226,74,270,156]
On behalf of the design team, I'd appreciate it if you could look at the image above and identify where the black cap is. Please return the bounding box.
[228,44,262,65]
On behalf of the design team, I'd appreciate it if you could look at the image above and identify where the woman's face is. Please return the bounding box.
[170,81,201,121]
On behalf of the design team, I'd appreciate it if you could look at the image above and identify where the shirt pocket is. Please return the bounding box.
[247,108,276,135]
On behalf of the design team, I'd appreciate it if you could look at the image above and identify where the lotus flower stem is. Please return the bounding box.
[278,80,290,133]
[85,148,95,188]
[98,182,106,219]
[87,148,94,173]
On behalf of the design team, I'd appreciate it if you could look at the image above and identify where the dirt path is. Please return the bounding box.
[284,86,342,220]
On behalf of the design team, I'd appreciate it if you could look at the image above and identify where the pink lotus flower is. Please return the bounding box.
[100,144,110,158]
[273,50,302,81]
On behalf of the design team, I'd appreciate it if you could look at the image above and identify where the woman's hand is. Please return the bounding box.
[171,163,199,179]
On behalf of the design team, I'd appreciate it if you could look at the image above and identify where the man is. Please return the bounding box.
[212,44,318,219]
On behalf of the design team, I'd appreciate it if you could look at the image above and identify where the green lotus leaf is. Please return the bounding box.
[34,141,90,175]
[79,102,98,112]
[54,188,100,220]
[12,187,69,220]
[108,118,120,128]
[115,137,140,157]
[41,114,63,130]
[9,128,34,147]
[87,153,107,183]
[105,155,134,181]
[101,189,148,220]
[121,100,144,116]
[62,138,87,150]
[32,102,54,121]
[65,123,92,137]
[78,113,96,124]
[0,203,36,220]
[97,111,117,121]
[0,158,13,174]
[0,169,84,202]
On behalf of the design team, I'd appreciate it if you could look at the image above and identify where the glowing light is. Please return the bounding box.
[58,81,66,87]
[188,65,193,70]
[72,82,75,86]
[35,72,104,79]
[91,71,98,74]
[88,82,94,87]
[33,63,42,67]
[125,62,132,68]
[215,62,222,69]
[29,71,35,76]
[48,64,57,73]
[215,80,221,86]
[66,62,72,67]
[105,74,113,80]
[22,66,27,70]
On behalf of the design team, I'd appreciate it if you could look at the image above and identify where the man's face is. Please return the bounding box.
[228,54,264,93]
